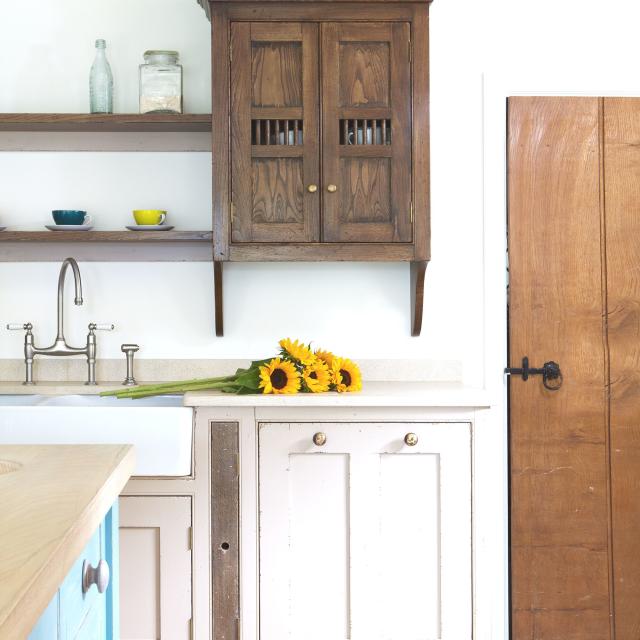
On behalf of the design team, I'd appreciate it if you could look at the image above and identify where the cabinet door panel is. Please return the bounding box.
[119,496,192,640]
[258,422,472,640]
[231,22,319,243]
[322,23,412,243]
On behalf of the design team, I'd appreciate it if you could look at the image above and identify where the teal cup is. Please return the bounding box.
[52,210,90,225]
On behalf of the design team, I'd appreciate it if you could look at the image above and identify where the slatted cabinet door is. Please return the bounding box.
[258,422,472,640]
[230,22,320,243]
[322,23,413,243]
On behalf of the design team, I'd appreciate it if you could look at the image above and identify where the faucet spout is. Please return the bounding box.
[56,257,83,342]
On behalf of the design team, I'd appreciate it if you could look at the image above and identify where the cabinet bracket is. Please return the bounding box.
[410,260,427,337]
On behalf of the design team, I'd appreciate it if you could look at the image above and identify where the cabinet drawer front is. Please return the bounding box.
[258,422,472,640]
[230,22,320,244]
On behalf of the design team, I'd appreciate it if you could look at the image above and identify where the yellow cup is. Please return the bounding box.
[133,209,166,225]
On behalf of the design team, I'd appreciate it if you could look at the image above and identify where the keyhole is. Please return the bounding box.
[220,542,230,551]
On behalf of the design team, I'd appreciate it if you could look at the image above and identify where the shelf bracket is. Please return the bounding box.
[214,261,224,337]
[410,260,427,337]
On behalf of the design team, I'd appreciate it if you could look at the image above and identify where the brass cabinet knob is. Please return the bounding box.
[82,559,110,594]
[404,432,419,446]
[327,184,338,193]
[307,184,318,193]
[313,432,327,446]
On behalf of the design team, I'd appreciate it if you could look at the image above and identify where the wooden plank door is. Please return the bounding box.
[508,97,613,639]
[230,22,320,243]
[258,422,471,640]
[603,97,640,640]
[321,23,412,243]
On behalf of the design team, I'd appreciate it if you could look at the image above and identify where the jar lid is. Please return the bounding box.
[144,50,179,59]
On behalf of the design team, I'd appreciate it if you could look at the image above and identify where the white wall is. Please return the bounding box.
[0,0,488,384]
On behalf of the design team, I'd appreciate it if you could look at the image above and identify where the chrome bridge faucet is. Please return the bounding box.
[7,257,114,385]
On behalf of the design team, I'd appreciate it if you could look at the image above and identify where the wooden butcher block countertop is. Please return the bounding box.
[0,445,135,639]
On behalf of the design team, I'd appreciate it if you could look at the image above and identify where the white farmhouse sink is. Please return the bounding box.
[0,395,192,476]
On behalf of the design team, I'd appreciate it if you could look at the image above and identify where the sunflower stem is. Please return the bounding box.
[106,379,242,399]
[100,376,239,399]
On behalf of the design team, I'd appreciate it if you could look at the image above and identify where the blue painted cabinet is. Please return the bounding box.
[29,505,120,640]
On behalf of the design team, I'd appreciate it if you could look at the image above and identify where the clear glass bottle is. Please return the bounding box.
[139,51,183,114]
[89,39,113,114]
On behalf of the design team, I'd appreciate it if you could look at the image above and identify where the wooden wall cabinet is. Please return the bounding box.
[210,0,432,336]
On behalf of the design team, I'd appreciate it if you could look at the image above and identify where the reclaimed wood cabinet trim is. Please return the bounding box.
[211,423,240,640]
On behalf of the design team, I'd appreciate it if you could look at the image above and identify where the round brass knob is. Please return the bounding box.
[307,184,318,193]
[404,432,418,447]
[327,184,338,193]
[313,432,327,446]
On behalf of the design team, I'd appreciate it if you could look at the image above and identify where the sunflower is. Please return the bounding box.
[331,358,362,393]
[259,358,301,394]
[279,338,316,365]
[302,360,331,393]
[314,348,335,368]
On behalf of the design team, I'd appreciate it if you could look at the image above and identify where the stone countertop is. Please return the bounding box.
[0,445,135,639]
[0,381,155,396]
[0,381,491,408]
[183,381,491,408]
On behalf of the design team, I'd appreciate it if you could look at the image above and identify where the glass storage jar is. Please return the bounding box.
[139,50,183,114]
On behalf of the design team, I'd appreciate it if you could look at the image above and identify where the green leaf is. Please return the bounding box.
[234,367,261,391]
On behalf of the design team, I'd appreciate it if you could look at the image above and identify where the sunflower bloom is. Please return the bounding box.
[331,358,362,393]
[279,338,316,365]
[259,358,301,394]
[314,348,335,368]
[302,360,331,393]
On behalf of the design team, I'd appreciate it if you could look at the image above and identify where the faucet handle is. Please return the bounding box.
[89,323,115,332]
[7,323,33,331]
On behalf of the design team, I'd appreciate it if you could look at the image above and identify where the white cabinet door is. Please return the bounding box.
[259,422,471,640]
[119,496,192,640]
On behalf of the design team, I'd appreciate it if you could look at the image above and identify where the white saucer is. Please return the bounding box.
[126,224,175,231]
[45,224,94,231]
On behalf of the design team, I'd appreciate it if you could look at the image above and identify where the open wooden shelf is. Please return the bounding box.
[0,230,212,242]
[0,113,212,132]
[0,230,214,262]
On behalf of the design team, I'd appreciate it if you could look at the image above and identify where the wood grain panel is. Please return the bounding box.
[603,97,640,640]
[339,158,390,223]
[212,6,230,262]
[211,423,240,640]
[252,158,304,224]
[229,242,415,261]
[0,113,211,132]
[322,22,411,243]
[339,42,390,107]
[412,5,430,261]
[230,22,253,243]
[251,42,302,108]
[508,96,612,640]
[224,4,416,21]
